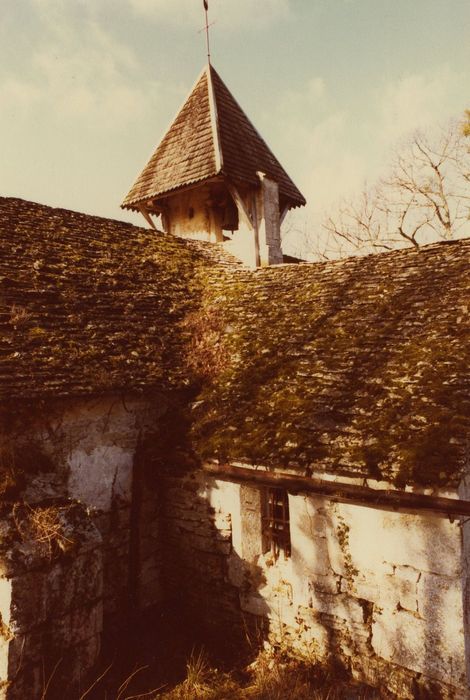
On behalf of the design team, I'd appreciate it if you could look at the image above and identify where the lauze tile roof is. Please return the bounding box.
[122,64,306,210]
[1,196,469,487]
[191,239,470,488]
[0,196,238,399]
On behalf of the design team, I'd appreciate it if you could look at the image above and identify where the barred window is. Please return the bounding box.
[263,487,291,560]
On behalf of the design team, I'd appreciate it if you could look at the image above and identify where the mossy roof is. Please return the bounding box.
[190,241,470,488]
[0,196,238,398]
[2,196,469,487]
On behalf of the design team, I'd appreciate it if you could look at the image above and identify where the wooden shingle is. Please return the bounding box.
[122,65,305,210]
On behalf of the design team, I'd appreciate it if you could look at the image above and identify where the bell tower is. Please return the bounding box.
[121,64,305,267]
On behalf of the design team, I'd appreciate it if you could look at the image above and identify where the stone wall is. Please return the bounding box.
[8,394,164,619]
[0,502,102,699]
[161,468,469,699]
[160,473,248,649]
[62,396,162,622]
[0,392,164,695]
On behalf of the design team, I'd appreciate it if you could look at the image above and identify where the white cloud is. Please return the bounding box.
[273,64,468,231]
[0,6,162,132]
[129,0,290,28]
[0,79,41,115]
[266,77,367,215]
[377,66,465,147]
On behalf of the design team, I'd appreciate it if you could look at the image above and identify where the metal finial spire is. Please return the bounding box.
[201,0,212,64]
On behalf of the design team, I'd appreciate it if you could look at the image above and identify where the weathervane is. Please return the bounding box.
[199,0,214,65]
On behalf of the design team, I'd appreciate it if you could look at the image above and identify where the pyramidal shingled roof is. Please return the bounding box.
[122,64,306,210]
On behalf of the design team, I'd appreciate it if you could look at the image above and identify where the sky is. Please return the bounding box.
[1,0,469,235]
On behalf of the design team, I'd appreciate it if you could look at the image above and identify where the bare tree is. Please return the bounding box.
[321,119,470,258]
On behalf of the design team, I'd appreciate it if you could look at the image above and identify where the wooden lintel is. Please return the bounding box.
[202,463,470,517]
[146,200,162,213]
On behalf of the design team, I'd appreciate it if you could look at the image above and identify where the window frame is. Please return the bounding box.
[262,487,291,560]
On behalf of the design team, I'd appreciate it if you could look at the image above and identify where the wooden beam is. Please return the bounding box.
[138,205,158,231]
[227,184,253,229]
[280,205,289,226]
[202,463,470,517]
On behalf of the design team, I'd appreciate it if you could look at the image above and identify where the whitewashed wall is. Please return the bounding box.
[162,471,469,699]
[0,393,164,697]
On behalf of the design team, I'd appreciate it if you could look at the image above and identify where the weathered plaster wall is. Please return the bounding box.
[256,175,283,266]
[167,188,223,242]
[161,468,468,699]
[224,223,258,268]
[164,179,284,268]
[0,393,164,695]
[57,395,163,619]
[6,394,164,620]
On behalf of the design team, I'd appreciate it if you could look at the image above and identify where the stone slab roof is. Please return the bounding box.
[0,196,238,399]
[190,240,470,488]
[122,65,306,210]
[2,196,469,487]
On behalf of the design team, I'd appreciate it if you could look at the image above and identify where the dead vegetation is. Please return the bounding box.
[182,305,226,381]
[0,437,18,496]
[9,303,32,328]
[155,649,380,700]
[12,502,75,558]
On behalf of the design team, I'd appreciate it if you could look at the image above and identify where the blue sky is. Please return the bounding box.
[1,0,469,230]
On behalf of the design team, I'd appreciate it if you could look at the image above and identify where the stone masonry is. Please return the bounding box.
[160,468,469,699]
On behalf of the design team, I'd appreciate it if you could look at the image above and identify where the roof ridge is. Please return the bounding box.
[1,195,152,232]
[207,65,223,173]
[256,236,470,276]
[211,65,283,174]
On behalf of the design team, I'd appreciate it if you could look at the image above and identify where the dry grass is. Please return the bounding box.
[13,502,75,558]
[9,304,31,328]
[155,649,380,700]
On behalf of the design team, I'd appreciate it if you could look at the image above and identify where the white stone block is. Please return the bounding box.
[0,579,12,629]
[308,590,365,626]
[334,504,462,577]
[68,445,133,510]
[417,572,464,636]
[289,496,332,576]
[372,607,466,688]
[0,578,12,683]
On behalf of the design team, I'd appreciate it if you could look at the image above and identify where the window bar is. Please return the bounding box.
[264,488,291,560]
